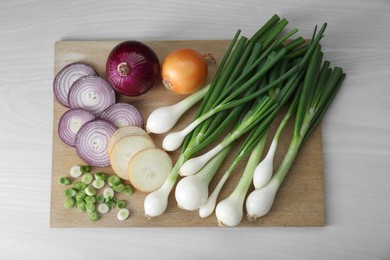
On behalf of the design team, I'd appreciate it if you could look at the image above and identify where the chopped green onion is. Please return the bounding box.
[112,183,125,193]
[95,172,107,181]
[116,200,126,209]
[76,190,87,201]
[124,185,133,196]
[80,165,91,173]
[84,195,96,204]
[70,165,83,178]
[63,188,77,198]
[97,203,109,214]
[103,187,114,201]
[88,211,99,222]
[96,194,105,203]
[85,202,96,213]
[108,175,121,187]
[117,208,129,221]
[85,185,96,196]
[59,177,71,185]
[64,197,75,209]
[72,182,87,191]
[92,179,105,189]
[77,200,86,212]
[106,200,116,208]
[82,173,93,184]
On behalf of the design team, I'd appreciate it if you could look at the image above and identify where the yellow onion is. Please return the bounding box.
[161,48,208,94]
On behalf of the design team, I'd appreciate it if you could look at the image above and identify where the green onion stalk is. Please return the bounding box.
[246,41,346,221]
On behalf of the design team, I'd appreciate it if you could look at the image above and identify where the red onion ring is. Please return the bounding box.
[75,119,117,167]
[58,108,96,147]
[53,62,97,107]
[100,103,144,128]
[68,75,116,117]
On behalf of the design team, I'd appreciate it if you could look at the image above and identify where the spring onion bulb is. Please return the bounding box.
[117,208,130,221]
[215,134,267,226]
[175,146,231,210]
[144,155,185,217]
[253,95,298,189]
[146,84,210,134]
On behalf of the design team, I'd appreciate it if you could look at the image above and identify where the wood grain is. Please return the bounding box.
[50,40,324,227]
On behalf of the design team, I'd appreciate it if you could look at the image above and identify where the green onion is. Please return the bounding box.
[64,197,75,209]
[116,200,126,209]
[84,195,96,204]
[81,173,93,184]
[59,177,71,185]
[85,202,96,213]
[117,208,129,221]
[124,185,133,196]
[63,188,77,198]
[112,183,125,193]
[69,165,83,178]
[106,200,116,208]
[77,200,86,212]
[246,30,346,220]
[85,185,96,196]
[76,190,87,201]
[95,172,107,181]
[72,182,87,191]
[92,179,105,189]
[96,194,105,203]
[97,203,109,214]
[88,211,99,222]
[108,175,121,187]
[103,187,114,201]
[80,165,91,173]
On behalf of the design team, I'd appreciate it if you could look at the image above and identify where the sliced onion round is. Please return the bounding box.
[107,126,152,154]
[53,62,98,107]
[75,119,117,167]
[100,103,144,128]
[58,108,96,147]
[68,75,116,117]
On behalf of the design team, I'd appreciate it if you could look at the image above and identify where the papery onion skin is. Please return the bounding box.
[75,119,117,167]
[161,48,208,94]
[68,75,116,117]
[58,108,96,147]
[106,41,160,97]
[53,62,98,107]
[100,103,144,128]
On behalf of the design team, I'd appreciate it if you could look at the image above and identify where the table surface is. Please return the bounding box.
[0,0,389,259]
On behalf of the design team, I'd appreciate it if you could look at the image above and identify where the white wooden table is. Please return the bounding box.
[1,0,389,259]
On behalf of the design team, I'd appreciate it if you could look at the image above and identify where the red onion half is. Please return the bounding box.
[100,103,144,128]
[68,75,116,117]
[58,108,96,147]
[106,41,160,96]
[75,119,117,167]
[53,62,97,107]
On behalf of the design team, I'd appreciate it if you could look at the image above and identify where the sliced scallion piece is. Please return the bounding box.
[64,197,75,209]
[117,208,129,221]
[88,211,99,222]
[116,200,126,209]
[97,203,109,214]
[92,179,105,189]
[85,185,96,196]
[70,165,83,178]
[81,173,93,184]
[59,177,71,185]
[63,188,77,198]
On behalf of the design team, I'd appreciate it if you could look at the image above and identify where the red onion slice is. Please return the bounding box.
[75,119,117,167]
[100,103,144,128]
[58,108,96,147]
[53,62,98,107]
[68,75,116,117]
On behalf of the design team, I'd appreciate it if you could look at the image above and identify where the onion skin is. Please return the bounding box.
[106,41,160,97]
[161,48,208,94]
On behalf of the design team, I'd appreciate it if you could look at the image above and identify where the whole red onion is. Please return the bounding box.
[106,41,160,96]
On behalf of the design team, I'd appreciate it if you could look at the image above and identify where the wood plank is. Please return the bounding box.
[50,40,324,227]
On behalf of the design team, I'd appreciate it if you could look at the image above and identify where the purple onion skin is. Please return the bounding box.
[106,41,160,97]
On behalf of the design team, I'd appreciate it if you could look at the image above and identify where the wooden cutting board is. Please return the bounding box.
[50,40,324,227]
